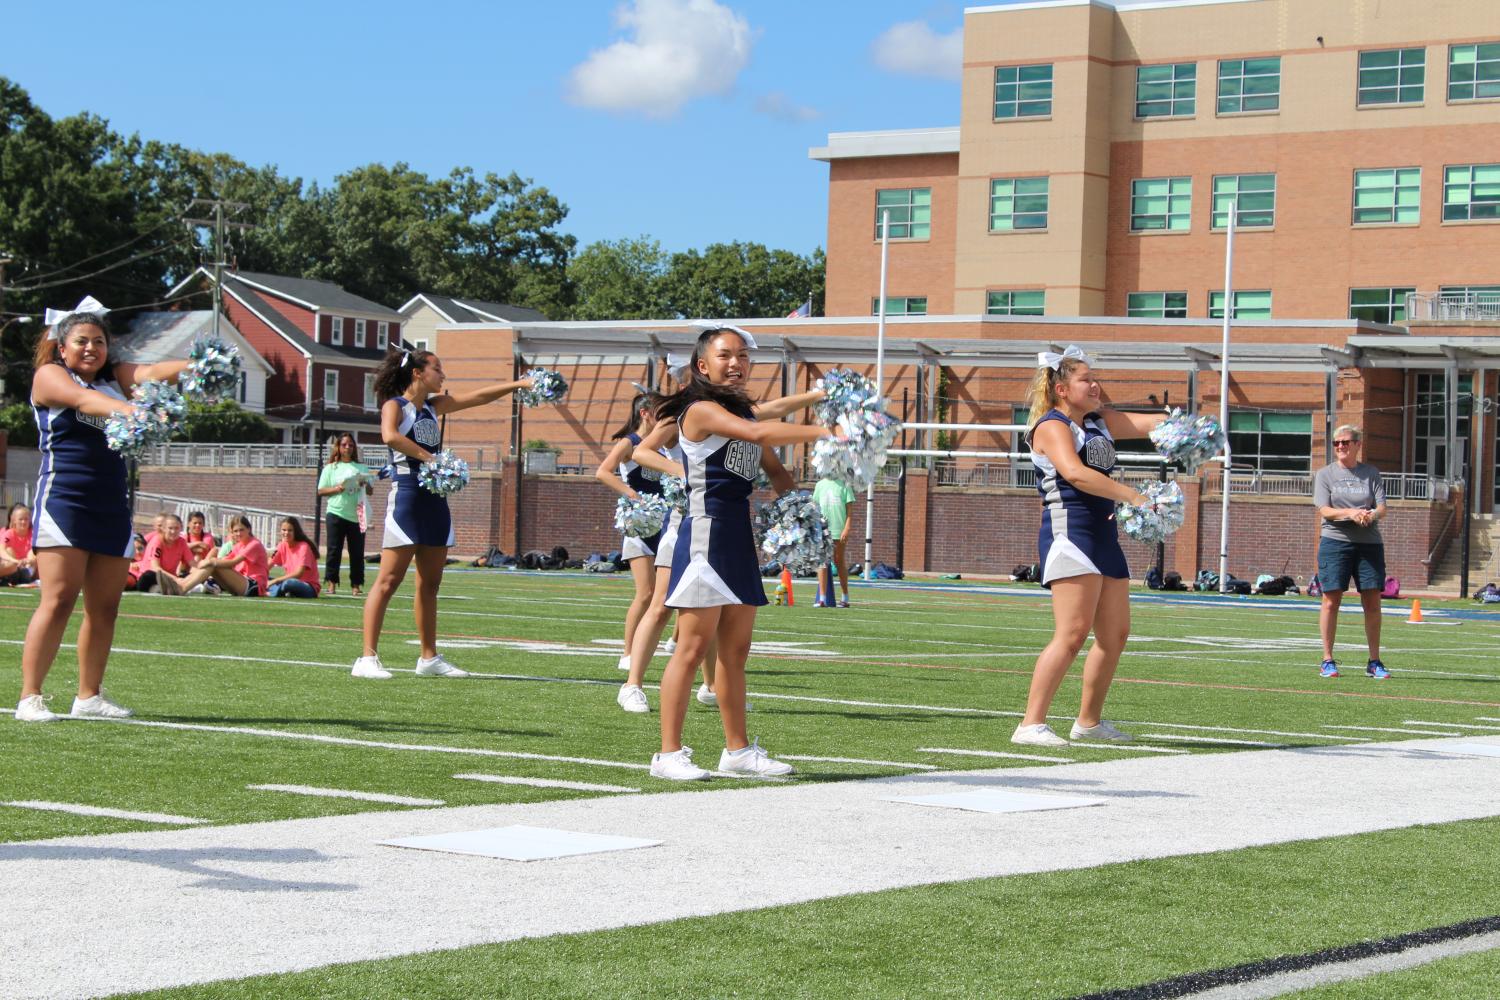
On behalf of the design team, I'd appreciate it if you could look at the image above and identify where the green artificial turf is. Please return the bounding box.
[1284,945,1500,998]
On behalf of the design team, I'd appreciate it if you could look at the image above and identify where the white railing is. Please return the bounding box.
[1405,291,1500,322]
[132,492,314,544]
[1200,468,1437,500]
[137,442,510,471]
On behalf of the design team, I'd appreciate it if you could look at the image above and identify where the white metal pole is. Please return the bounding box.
[865,209,891,581]
[1217,211,1236,594]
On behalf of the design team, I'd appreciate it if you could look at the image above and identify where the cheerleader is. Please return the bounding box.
[16,299,192,722]
[594,391,665,713]
[646,326,833,780]
[1012,346,1164,747]
[352,349,532,679]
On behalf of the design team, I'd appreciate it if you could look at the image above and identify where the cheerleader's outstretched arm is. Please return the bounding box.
[115,359,191,393]
[431,378,534,415]
[1033,420,1147,506]
[683,401,834,450]
[594,437,641,500]
[31,365,133,418]
[631,420,685,479]
[753,387,824,420]
[1100,408,1167,439]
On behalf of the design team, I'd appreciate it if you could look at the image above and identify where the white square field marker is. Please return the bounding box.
[883,789,1106,814]
[1417,743,1500,759]
[381,825,661,862]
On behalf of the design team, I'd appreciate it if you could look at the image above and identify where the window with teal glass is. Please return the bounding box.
[1352,168,1421,224]
[994,64,1053,119]
[1127,292,1188,318]
[1212,174,1276,228]
[1349,287,1415,323]
[1217,57,1280,113]
[1209,290,1272,319]
[1130,177,1192,231]
[875,188,931,240]
[1443,164,1500,221]
[1227,411,1311,473]
[1136,63,1196,118]
[989,177,1048,230]
[1358,48,1425,105]
[871,297,927,316]
[986,290,1045,315]
[1448,43,1500,101]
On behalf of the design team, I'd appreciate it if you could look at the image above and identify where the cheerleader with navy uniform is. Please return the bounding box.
[353,348,533,680]
[1012,346,1165,748]
[594,391,666,713]
[17,301,195,723]
[646,326,833,781]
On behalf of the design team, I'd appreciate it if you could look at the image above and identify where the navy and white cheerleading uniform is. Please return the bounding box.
[381,399,455,548]
[32,366,133,557]
[654,440,687,570]
[665,404,767,607]
[1032,408,1128,586]
[618,431,665,560]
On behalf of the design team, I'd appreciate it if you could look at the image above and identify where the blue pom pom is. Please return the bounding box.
[418,450,470,496]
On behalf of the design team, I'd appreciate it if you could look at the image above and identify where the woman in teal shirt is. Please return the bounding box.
[318,433,374,596]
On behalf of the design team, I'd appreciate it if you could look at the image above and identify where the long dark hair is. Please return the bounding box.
[611,391,663,440]
[34,311,113,376]
[656,328,756,423]
[372,348,435,403]
[325,432,360,464]
[280,516,320,561]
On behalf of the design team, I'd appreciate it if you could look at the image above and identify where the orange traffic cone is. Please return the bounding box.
[1407,599,1423,623]
[781,566,795,606]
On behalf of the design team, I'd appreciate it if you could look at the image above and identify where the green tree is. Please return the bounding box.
[566,236,669,320]
[660,242,824,319]
[180,400,277,443]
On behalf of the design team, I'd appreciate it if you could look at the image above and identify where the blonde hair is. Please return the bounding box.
[1025,357,1091,431]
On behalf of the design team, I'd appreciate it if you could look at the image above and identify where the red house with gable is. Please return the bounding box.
[170,268,405,442]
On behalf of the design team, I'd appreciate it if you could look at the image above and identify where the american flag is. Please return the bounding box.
[787,297,813,318]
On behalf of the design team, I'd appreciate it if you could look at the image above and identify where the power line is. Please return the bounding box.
[7,237,196,293]
[10,216,185,285]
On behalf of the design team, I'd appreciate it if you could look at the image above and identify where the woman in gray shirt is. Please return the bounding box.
[1312,425,1391,679]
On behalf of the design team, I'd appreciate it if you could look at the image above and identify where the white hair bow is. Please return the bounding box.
[665,351,691,381]
[1038,345,1091,370]
[692,320,757,351]
[44,295,110,340]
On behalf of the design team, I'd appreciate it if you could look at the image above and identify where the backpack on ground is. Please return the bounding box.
[1162,571,1186,591]
[871,562,903,580]
[1382,575,1401,599]
[1225,575,1252,596]
[1145,566,1164,590]
[1194,570,1219,592]
[1474,582,1500,603]
[1012,563,1034,583]
[585,559,618,573]
[472,545,502,568]
[1307,576,1322,597]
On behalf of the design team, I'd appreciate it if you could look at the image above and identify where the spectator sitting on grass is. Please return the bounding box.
[143,512,166,550]
[184,510,215,562]
[136,513,194,595]
[268,517,321,598]
[176,515,269,597]
[1,504,39,586]
[123,533,147,591]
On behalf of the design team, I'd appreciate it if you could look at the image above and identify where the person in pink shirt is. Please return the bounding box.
[1,503,39,585]
[268,517,321,598]
[177,514,268,596]
[135,513,194,594]
[123,533,147,591]
[183,510,216,563]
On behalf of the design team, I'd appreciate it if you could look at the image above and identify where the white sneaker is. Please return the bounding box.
[1012,723,1069,747]
[351,655,392,679]
[617,684,650,713]
[15,694,58,723]
[617,654,632,672]
[71,690,133,719]
[718,738,795,777]
[696,682,717,707]
[187,583,206,594]
[662,638,677,653]
[415,654,469,678]
[650,747,710,781]
[1071,720,1133,743]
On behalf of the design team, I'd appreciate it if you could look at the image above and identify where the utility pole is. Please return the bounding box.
[184,199,252,337]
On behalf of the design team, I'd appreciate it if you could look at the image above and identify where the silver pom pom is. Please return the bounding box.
[104,379,187,458]
[418,449,470,496]
[755,491,834,575]
[179,335,243,403]
[614,494,670,537]
[1150,408,1227,473]
[517,369,568,407]
[1117,480,1187,544]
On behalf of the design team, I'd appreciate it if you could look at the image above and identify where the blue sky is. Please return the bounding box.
[6,0,997,256]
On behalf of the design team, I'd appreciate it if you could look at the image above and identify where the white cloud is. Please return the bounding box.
[870,20,963,80]
[567,0,754,118]
[754,91,820,123]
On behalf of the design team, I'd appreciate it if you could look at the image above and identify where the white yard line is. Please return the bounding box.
[1324,725,1470,737]
[1,800,206,825]
[1062,742,1190,755]
[1115,721,1371,742]
[246,785,445,807]
[452,774,641,794]
[1404,720,1500,732]
[918,747,1069,763]
[779,755,939,770]
[1139,734,1288,748]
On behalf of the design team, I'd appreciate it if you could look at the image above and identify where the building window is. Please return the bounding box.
[871,297,927,316]
[1136,63,1196,118]
[411,338,429,352]
[1349,287,1416,324]
[323,369,339,406]
[1443,164,1500,221]
[875,188,932,240]
[986,290,1045,316]
[1413,372,1470,479]
[1211,173,1276,229]
[330,317,344,346]
[1353,168,1421,224]
[236,371,247,404]
[1127,292,1188,318]
[363,373,377,411]
[1448,43,1500,102]
[377,322,389,350]
[1130,177,1192,232]
[1217,57,1280,113]
[1209,290,1272,319]
[994,64,1053,119]
[1358,48,1425,106]
[1227,412,1311,473]
[1439,284,1500,306]
[354,319,366,348]
[989,177,1048,231]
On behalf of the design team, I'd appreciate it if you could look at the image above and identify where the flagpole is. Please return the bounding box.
[1217,209,1235,594]
[865,209,891,581]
